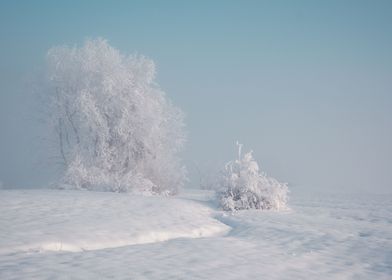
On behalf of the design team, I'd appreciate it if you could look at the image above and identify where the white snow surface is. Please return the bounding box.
[0,189,391,279]
[0,190,229,254]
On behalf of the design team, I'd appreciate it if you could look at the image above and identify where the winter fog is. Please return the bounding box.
[1,1,391,195]
[0,1,391,279]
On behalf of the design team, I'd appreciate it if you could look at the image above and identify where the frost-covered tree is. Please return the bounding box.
[218,143,288,211]
[43,38,186,194]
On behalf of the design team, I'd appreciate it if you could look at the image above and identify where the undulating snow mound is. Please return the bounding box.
[1,190,390,280]
[0,190,229,254]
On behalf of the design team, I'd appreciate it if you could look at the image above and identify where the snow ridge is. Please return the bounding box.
[0,190,230,254]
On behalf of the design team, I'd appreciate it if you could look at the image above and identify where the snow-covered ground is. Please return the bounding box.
[0,189,391,279]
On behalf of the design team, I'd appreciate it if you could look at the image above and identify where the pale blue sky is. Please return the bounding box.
[0,0,391,193]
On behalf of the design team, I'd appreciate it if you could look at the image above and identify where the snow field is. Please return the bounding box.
[0,190,230,254]
[0,189,391,279]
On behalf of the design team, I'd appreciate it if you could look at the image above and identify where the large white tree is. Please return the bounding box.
[43,38,186,194]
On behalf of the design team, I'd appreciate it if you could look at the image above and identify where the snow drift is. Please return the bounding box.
[1,189,390,280]
[0,190,229,254]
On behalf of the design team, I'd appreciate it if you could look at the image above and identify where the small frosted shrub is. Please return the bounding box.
[218,143,289,211]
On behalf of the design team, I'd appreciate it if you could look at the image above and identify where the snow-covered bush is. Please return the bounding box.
[43,38,186,195]
[218,143,288,211]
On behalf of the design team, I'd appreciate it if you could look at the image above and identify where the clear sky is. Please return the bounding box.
[0,0,391,194]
